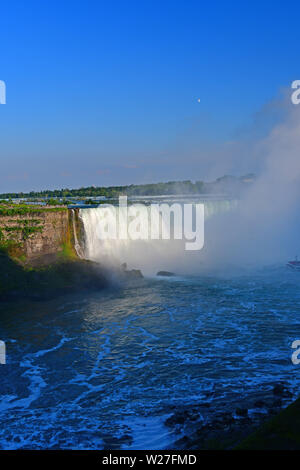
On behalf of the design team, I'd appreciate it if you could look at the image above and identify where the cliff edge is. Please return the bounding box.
[0,202,109,300]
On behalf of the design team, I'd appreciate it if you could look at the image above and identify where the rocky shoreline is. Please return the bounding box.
[163,382,294,449]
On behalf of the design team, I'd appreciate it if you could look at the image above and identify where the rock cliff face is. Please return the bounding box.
[0,205,111,300]
[26,210,69,259]
[0,206,74,264]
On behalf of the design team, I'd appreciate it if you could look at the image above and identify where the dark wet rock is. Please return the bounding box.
[211,420,224,430]
[173,435,193,448]
[204,391,215,399]
[166,404,177,411]
[165,411,190,427]
[254,400,266,408]
[164,408,201,427]
[196,426,206,436]
[207,412,236,429]
[273,384,285,396]
[156,271,175,277]
[119,262,143,279]
[118,434,133,445]
[165,413,186,427]
[188,412,199,422]
[219,412,235,425]
[125,269,143,279]
[273,383,292,398]
[166,389,297,450]
[102,433,133,448]
[272,398,283,408]
[236,407,248,417]
[241,416,252,424]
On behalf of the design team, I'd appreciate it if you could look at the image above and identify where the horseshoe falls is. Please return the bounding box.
[79,198,236,275]
[0,196,298,450]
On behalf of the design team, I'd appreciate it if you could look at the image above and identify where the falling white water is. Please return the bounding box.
[71,209,84,258]
[79,199,236,276]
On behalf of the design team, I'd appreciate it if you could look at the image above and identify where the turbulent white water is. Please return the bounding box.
[79,199,236,275]
[1,265,299,449]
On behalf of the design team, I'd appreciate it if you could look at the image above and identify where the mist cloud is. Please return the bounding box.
[204,98,300,268]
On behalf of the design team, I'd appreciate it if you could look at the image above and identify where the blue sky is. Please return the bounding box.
[0,0,299,192]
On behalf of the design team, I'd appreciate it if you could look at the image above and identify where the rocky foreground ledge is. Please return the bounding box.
[163,382,297,450]
[237,395,300,450]
[0,247,144,301]
[0,251,111,301]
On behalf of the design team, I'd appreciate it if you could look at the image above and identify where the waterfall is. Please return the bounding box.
[71,209,84,258]
[79,199,237,275]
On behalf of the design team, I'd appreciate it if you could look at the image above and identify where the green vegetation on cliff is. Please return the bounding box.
[0,249,108,301]
[0,203,69,262]
[0,202,67,216]
[0,219,44,239]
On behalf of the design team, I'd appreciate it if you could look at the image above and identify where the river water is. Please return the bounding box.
[0,197,299,449]
[0,268,299,449]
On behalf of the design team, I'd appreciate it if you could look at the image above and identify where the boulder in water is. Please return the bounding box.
[125,269,143,279]
[236,407,248,417]
[156,271,175,277]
